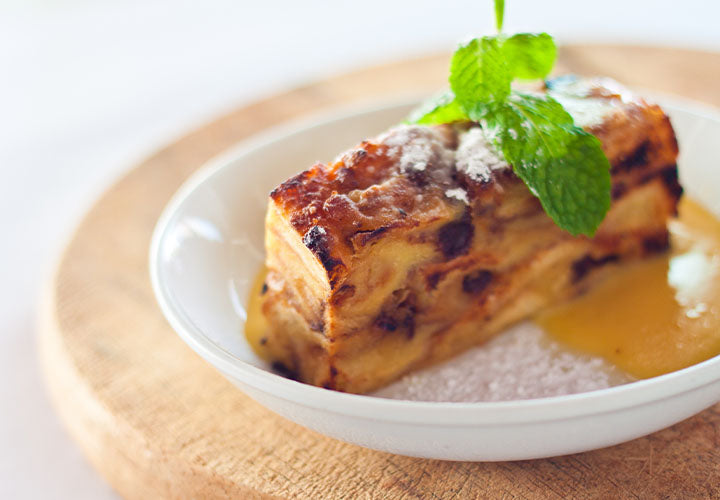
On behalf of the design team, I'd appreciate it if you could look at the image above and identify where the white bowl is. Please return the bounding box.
[150,96,720,461]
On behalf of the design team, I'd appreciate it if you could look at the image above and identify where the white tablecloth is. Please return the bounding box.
[1,0,717,497]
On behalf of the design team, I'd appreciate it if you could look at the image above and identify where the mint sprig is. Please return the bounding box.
[450,37,510,118]
[494,0,505,32]
[407,0,611,237]
[502,33,557,80]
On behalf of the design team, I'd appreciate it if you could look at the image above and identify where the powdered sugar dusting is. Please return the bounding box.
[445,188,469,204]
[553,94,617,128]
[547,76,620,128]
[373,322,631,402]
[382,125,454,173]
[455,127,508,183]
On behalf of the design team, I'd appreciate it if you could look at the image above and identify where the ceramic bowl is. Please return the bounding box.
[150,96,720,461]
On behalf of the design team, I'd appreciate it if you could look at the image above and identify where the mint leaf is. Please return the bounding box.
[406,91,468,125]
[403,4,612,236]
[450,37,511,120]
[501,33,557,80]
[495,0,505,32]
[482,92,611,236]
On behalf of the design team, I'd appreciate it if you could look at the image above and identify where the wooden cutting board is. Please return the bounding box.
[39,46,720,499]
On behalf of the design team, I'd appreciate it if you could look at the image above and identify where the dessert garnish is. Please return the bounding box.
[409,0,611,237]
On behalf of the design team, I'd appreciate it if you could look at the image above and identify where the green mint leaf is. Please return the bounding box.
[482,92,611,236]
[406,91,468,125]
[501,33,557,80]
[449,36,511,120]
[494,0,505,32]
[403,4,613,235]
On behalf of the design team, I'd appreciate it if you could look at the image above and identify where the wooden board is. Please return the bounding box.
[39,46,720,499]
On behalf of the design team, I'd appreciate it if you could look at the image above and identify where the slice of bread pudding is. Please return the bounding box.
[258,77,681,394]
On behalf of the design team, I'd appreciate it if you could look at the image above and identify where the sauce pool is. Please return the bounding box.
[537,197,720,379]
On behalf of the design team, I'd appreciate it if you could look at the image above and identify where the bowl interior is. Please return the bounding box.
[152,96,720,395]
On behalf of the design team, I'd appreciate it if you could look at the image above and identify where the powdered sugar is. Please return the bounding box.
[553,94,617,128]
[547,76,619,128]
[372,322,631,402]
[444,187,469,204]
[382,125,454,173]
[455,127,508,183]
[378,125,509,189]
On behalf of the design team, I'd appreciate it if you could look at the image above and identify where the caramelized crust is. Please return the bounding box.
[260,77,681,393]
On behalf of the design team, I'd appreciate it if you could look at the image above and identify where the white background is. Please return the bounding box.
[1,0,719,497]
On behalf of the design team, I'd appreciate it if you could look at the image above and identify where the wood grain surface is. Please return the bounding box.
[39,46,720,499]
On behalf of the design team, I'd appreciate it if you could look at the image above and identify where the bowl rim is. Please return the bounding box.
[150,92,720,426]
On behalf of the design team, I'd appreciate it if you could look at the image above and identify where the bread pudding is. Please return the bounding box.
[257,77,681,394]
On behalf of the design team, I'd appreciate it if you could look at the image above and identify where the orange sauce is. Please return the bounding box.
[537,197,720,378]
